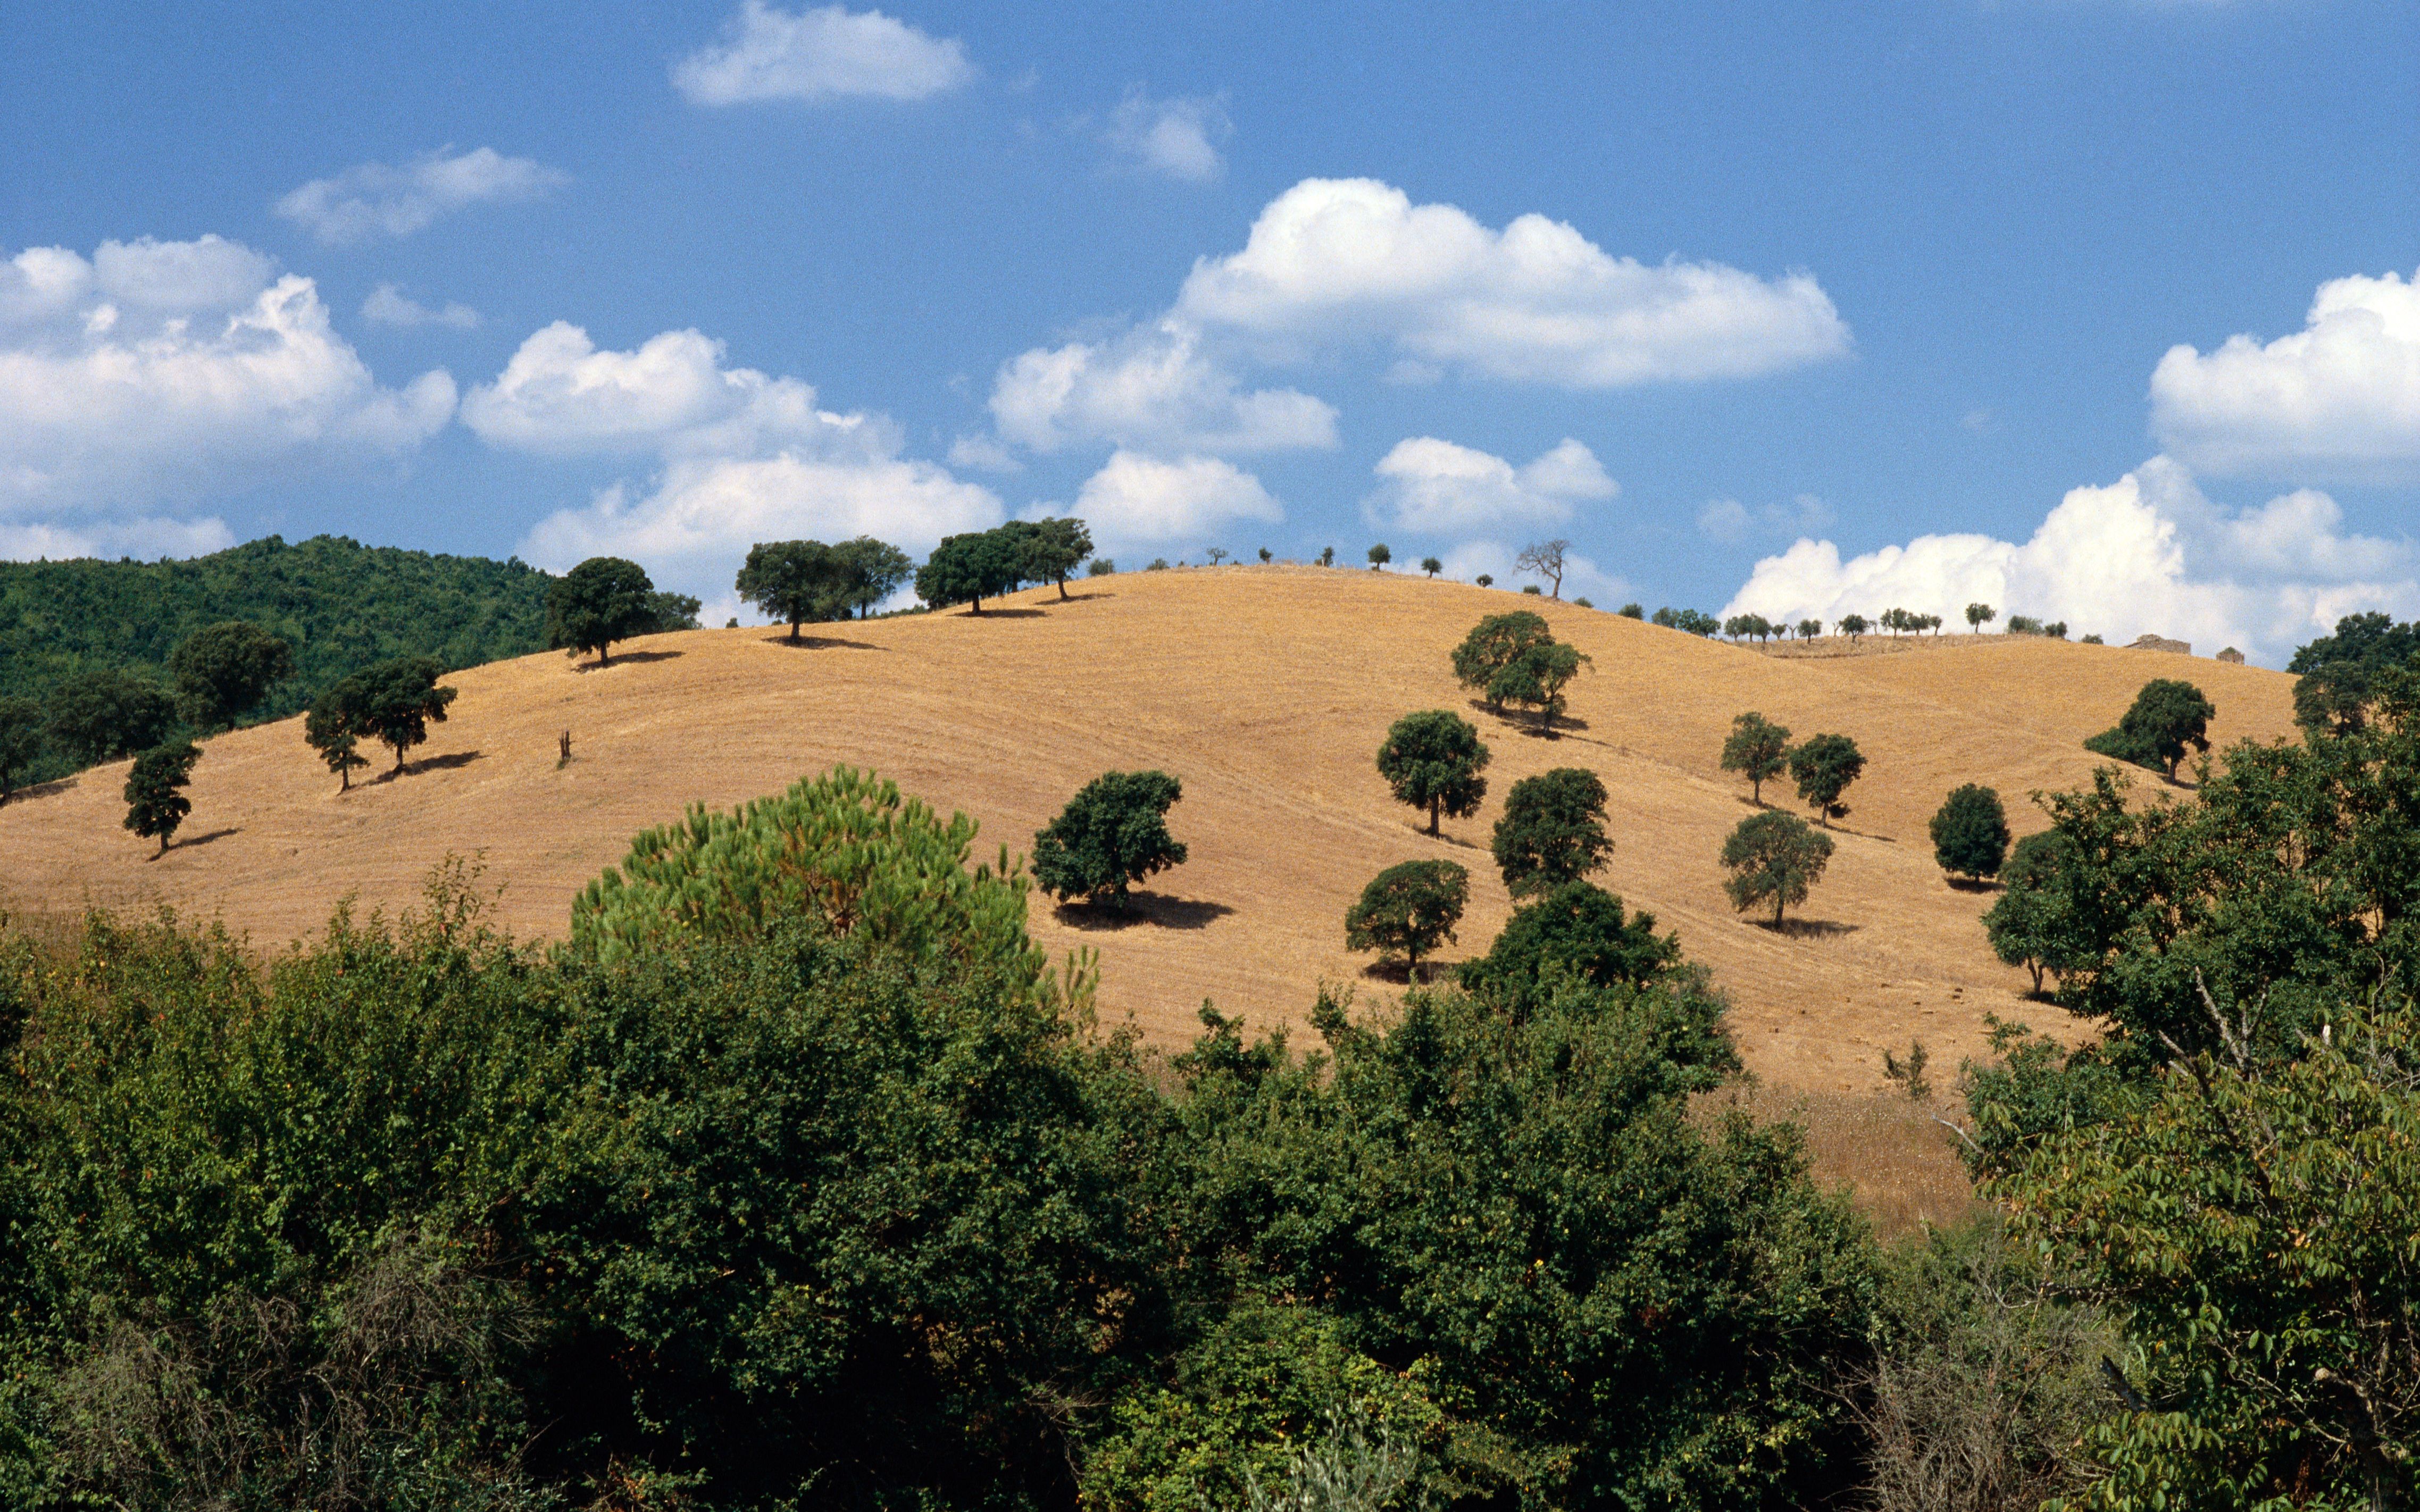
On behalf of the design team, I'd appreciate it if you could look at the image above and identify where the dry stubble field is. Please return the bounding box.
[1,566,2298,1226]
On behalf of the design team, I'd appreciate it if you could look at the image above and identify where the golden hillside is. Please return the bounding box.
[1,566,2297,1093]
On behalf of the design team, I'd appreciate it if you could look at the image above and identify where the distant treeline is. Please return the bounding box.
[0,535,555,784]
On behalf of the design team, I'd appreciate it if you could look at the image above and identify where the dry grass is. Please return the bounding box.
[0,565,2298,1103]
[1703,1081,1983,1242]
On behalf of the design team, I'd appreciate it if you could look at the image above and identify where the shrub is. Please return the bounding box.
[1342,859,1470,974]
[1720,712,1791,804]
[1366,544,1391,570]
[1258,547,1272,563]
[1929,783,2010,881]
[1720,810,1834,925]
[1032,770,1190,911]
[1318,547,1336,567]
[1619,602,1644,619]
[1492,767,1613,898]
[1148,557,1172,572]
[1788,733,1866,825]
[546,556,658,665]
[1374,709,1490,835]
[1475,573,1493,588]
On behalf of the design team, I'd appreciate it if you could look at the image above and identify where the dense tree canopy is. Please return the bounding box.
[1450,610,1554,710]
[120,740,200,854]
[308,656,457,775]
[2084,678,2215,781]
[1492,766,1613,898]
[44,668,177,767]
[1489,639,1589,730]
[2288,611,2420,733]
[1457,879,1680,1012]
[916,530,1023,613]
[1720,712,1791,804]
[1342,859,1469,974]
[546,555,660,666]
[166,620,295,731]
[1982,831,2086,996]
[1720,811,1834,925]
[0,696,41,804]
[1787,733,1866,824]
[1005,517,1092,600]
[1929,783,2010,881]
[1032,770,1190,910]
[1375,709,1491,835]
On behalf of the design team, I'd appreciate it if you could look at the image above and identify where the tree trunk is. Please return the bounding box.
[1429,796,1440,836]
[789,617,802,643]
[1774,895,1785,926]
[1057,575,1069,601]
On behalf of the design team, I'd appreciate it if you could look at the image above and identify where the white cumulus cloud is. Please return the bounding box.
[1364,437,1615,533]
[276,147,569,246]
[1721,456,2418,664]
[1174,177,1852,386]
[0,237,455,513]
[1055,450,1282,544]
[2150,268,2420,480]
[1101,89,1230,181]
[987,322,1337,455]
[489,320,1000,599]
[362,283,478,329]
[672,2,974,104]
[0,515,236,563]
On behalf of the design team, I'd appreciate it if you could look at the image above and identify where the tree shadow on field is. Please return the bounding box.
[171,827,240,852]
[3,776,78,806]
[760,633,882,652]
[1462,699,1590,737]
[1756,917,1860,940]
[1053,590,1114,603]
[371,750,485,784]
[962,608,1047,620]
[1945,876,2005,894]
[1052,892,1235,931]
[574,649,684,672]
[1361,959,1455,986]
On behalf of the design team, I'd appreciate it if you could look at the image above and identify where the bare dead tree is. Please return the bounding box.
[1515,539,1570,599]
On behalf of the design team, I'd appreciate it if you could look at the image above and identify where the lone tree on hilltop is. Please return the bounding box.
[1318,546,1335,566]
[1721,810,1834,926]
[1376,709,1491,835]
[917,530,1021,614]
[1788,733,1865,825]
[1456,879,1679,1010]
[1421,556,1442,578]
[1451,611,1555,712]
[1205,547,1229,566]
[302,700,369,792]
[46,669,177,767]
[123,740,200,856]
[1475,573,1493,588]
[548,556,658,666]
[1489,640,1589,732]
[2085,678,2215,781]
[313,656,457,775]
[737,539,842,641]
[1032,770,1189,911]
[1516,538,1570,598]
[1493,766,1613,898]
[1966,603,1996,633]
[1983,830,2084,996]
[1344,859,1470,978]
[1930,783,2010,882]
[1008,517,1092,598]
[1367,543,1391,570]
[1720,712,1792,804]
[0,696,44,805]
[169,621,294,731]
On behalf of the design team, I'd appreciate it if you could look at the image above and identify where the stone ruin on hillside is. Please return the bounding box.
[2127,633,2192,655]
[2217,647,2247,664]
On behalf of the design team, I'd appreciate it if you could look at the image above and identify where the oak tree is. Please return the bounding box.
[1492,767,1613,898]
[547,556,659,666]
[1343,859,1470,975]
[1788,733,1866,825]
[1032,770,1189,910]
[1375,709,1491,835]
[1720,810,1833,926]
[168,621,295,731]
[122,740,201,855]
[1719,712,1791,804]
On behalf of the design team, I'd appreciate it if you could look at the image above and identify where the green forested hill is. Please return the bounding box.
[1,534,554,781]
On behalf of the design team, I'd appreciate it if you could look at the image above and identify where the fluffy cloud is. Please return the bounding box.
[276,148,569,245]
[1364,437,1615,533]
[1721,456,2418,663]
[1055,451,1282,544]
[493,321,999,598]
[1102,90,1230,182]
[1174,178,1852,386]
[987,323,1336,455]
[362,283,478,329]
[672,2,974,104]
[2150,268,2420,479]
[0,237,455,511]
[0,514,235,563]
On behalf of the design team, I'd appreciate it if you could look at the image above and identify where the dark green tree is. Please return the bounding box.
[1007,517,1093,600]
[1797,618,1822,640]
[1366,543,1391,570]
[0,695,43,804]
[2085,678,2216,780]
[46,668,178,767]
[1965,602,1996,632]
[1788,732,1866,825]
[1492,767,1613,898]
[302,700,370,791]
[1930,783,2011,882]
[1343,859,1470,976]
[1374,709,1491,835]
[831,535,914,617]
[122,741,201,855]
[1720,810,1834,926]
[316,657,457,774]
[1488,640,1589,731]
[1418,556,1442,578]
[168,621,295,731]
[638,590,702,633]
[916,530,1021,614]
[736,539,842,640]
[1032,770,1189,910]
[1719,712,1792,804]
[1450,611,1555,711]
[1981,830,2083,995]
[1838,612,1870,641]
[1457,880,1679,1011]
[2288,611,2420,733]
[546,556,658,666]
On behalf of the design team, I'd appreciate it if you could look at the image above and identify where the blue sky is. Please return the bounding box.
[3,0,2414,659]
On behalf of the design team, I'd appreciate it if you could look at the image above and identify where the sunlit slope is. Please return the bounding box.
[0,566,2299,1092]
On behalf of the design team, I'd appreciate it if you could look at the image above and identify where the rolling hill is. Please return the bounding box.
[0,565,2298,1096]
